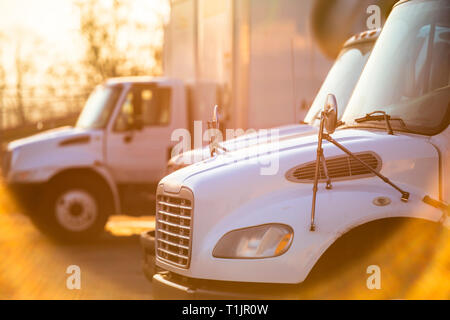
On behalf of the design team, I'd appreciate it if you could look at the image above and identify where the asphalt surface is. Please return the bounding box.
[0,210,155,299]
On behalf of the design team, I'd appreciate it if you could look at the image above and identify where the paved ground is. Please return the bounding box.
[0,210,155,299]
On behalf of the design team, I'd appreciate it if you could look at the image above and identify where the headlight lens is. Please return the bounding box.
[213,224,293,259]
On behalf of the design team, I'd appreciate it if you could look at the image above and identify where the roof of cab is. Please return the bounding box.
[105,76,184,86]
[343,28,381,48]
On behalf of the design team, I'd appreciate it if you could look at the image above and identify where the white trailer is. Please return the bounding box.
[164,0,369,131]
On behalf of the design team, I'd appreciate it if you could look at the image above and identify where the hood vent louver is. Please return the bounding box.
[286,152,382,183]
[59,135,91,147]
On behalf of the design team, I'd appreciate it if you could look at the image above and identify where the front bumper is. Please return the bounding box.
[144,226,299,300]
[152,271,299,300]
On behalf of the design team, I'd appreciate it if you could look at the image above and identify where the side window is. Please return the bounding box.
[411,24,449,96]
[394,24,450,133]
[141,87,171,126]
[114,86,172,131]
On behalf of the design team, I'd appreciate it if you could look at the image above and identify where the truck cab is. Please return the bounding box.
[150,0,449,299]
[3,77,187,241]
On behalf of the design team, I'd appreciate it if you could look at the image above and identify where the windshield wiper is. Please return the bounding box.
[355,111,406,135]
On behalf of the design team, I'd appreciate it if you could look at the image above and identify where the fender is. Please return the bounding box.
[6,128,121,215]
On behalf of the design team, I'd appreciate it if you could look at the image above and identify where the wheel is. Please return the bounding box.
[34,174,111,242]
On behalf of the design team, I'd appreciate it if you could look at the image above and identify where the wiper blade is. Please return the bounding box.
[355,111,406,135]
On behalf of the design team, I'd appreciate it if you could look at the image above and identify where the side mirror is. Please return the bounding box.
[323,94,338,134]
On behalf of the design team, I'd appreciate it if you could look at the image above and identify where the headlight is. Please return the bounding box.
[213,224,293,259]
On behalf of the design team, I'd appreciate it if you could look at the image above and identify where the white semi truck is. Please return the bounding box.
[149,0,449,299]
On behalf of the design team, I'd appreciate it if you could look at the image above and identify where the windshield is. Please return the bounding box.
[342,0,450,135]
[304,41,374,125]
[76,85,122,129]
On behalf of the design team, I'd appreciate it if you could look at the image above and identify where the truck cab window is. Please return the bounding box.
[114,86,171,132]
[343,0,450,135]
[141,88,171,126]
[76,85,122,129]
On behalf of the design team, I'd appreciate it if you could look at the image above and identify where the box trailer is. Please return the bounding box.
[164,0,392,132]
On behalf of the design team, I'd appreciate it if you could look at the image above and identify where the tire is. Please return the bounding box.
[34,174,111,242]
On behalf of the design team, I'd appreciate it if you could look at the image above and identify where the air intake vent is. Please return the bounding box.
[286,152,381,183]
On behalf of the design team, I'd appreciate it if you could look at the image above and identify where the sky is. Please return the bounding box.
[0,0,170,85]
[0,0,79,57]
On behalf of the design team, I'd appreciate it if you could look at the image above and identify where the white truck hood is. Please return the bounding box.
[170,123,317,167]
[6,126,104,183]
[161,128,439,198]
[8,126,95,151]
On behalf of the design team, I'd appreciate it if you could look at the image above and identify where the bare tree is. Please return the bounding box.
[14,41,33,125]
[75,0,165,86]
[45,63,90,115]
[0,34,5,153]
[0,47,5,132]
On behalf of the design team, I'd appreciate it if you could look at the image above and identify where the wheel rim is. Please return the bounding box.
[55,189,98,232]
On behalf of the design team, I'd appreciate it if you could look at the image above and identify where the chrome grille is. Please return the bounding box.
[286,152,381,183]
[155,187,193,268]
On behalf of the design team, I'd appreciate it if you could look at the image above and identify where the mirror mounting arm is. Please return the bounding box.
[309,94,410,232]
[208,105,228,156]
